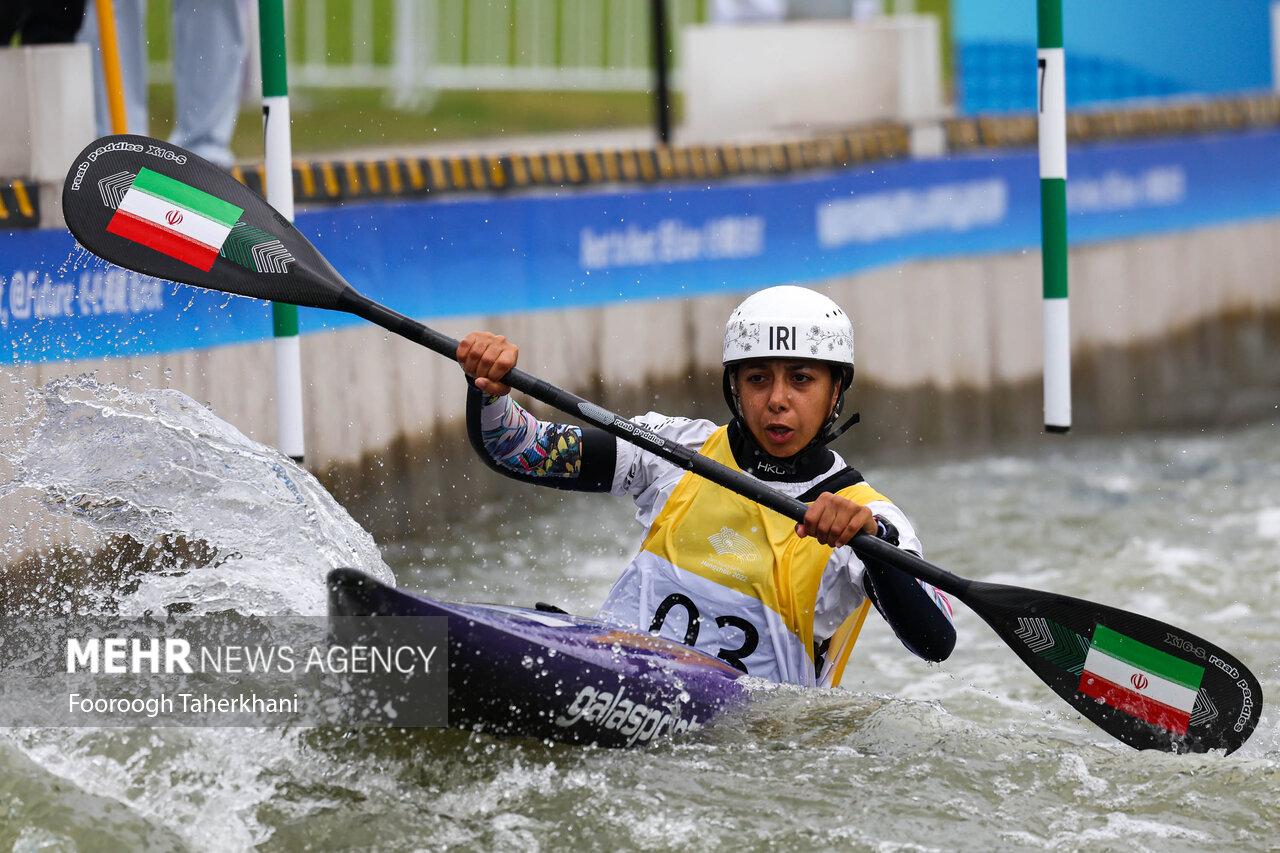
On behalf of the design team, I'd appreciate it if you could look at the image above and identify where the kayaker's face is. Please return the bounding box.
[735,360,839,458]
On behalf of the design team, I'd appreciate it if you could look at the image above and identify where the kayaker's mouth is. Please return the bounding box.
[764,424,795,443]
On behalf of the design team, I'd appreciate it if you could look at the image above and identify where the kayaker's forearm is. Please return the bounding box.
[476,392,580,477]
[465,384,614,491]
[862,557,956,662]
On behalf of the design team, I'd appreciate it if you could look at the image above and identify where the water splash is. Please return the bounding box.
[57,242,107,278]
[0,374,392,618]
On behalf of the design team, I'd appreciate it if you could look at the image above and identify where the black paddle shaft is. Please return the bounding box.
[60,134,1263,754]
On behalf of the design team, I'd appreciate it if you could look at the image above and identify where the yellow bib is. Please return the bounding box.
[639,426,883,680]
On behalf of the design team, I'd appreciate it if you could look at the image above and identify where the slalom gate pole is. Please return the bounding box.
[1037,0,1071,433]
[259,0,306,462]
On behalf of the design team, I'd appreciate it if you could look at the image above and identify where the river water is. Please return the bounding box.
[0,376,1276,852]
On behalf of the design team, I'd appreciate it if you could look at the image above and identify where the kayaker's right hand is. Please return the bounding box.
[457,331,518,396]
[796,491,877,549]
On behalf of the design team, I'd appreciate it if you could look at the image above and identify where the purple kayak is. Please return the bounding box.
[326,568,747,747]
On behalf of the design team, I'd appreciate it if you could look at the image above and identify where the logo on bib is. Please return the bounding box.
[707,527,762,562]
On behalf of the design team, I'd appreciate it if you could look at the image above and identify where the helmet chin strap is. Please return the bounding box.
[824,409,861,443]
[820,368,860,444]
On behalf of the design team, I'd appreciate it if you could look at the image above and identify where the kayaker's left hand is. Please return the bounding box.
[457,331,518,396]
[796,492,877,548]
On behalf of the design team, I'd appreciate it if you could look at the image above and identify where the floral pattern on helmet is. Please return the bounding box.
[808,324,854,357]
[724,320,760,355]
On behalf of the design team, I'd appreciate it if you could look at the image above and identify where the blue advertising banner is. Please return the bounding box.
[954,0,1274,114]
[0,235,274,363]
[2,128,1279,365]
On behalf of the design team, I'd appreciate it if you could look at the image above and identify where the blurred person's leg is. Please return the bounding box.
[77,0,149,137]
[169,0,247,168]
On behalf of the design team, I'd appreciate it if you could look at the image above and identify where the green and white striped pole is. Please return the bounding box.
[260,0,306,461]
[1037,0,1070,433]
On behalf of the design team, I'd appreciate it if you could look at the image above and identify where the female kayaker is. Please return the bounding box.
[457,285,955,686]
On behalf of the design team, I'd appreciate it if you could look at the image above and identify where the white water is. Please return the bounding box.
[0,374,392,618]
[0,376,1276,851]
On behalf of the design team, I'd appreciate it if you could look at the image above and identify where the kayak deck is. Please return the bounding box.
[326,568,747,747]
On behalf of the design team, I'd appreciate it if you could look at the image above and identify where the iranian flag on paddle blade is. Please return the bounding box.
[105,168,242,272]
[1078,624,1204,735]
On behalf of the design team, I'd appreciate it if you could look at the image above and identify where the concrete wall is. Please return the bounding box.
[8,216,1279,482]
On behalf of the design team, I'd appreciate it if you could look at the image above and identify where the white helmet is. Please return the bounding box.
[721,286,859,446]
[722,285,854,369]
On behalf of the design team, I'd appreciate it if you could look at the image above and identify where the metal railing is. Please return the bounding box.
[148,0,708,104]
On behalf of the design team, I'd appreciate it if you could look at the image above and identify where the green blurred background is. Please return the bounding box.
[142,0,950,158]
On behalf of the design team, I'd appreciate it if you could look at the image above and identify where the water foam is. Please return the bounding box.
[0,374,393,617]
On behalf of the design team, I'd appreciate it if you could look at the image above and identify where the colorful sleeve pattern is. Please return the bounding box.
[478,394,583,479]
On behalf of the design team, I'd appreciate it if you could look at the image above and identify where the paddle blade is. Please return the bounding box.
[965,580,1262,754]
[62,134,353,310]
